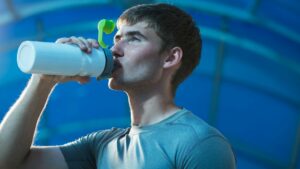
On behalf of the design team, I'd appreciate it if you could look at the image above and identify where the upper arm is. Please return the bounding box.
[183,136,236,169]
[20,146,68,169]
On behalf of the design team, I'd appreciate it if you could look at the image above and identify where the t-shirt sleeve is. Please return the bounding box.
[59,128,126,169]
[182,136,236,169]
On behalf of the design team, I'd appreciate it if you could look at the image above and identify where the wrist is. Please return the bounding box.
[30,74,57,89]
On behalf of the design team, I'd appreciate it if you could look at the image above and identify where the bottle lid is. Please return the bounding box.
[98,19,115,48]
[97,48,114,80]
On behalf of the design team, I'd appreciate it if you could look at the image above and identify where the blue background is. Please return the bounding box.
[0,0,299,168]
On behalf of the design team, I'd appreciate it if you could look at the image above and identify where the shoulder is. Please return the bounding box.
[180,135,236,169]
[169,109,226,142]
[85,127,128,142]
[59,127,129,167]
[60,127,128,154]
[172,109,236,168]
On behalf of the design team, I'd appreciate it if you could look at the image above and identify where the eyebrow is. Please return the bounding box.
[114,30,148,41]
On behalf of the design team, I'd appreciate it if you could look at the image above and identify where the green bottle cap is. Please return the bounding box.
[98,19,115,48]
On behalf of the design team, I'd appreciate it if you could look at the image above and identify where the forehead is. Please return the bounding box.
[116,21,157,37]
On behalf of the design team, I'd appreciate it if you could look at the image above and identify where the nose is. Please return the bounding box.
[110,42,124,58]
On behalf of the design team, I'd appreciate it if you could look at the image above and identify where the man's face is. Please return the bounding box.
[108,21,165,91]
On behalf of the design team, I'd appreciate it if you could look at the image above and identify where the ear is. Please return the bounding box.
[163,47,183,69]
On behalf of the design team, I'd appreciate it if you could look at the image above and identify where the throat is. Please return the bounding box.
[127,84,178,127]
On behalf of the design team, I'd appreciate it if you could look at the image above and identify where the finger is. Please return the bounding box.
[55,37,71,44]
[54,75,88,84]
[78,37,92,53]
[70,36,88,51]
[87,38,99,48]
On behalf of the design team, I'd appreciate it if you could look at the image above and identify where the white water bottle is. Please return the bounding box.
[17,41,114,80]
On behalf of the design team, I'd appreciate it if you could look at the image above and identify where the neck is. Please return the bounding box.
[126,86,179,127]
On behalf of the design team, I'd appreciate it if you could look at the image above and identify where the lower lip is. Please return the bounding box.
[111,68,121,77]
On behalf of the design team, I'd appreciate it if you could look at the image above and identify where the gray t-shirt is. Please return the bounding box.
[60,108,236,169]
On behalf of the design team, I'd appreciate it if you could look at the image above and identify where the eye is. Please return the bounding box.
[128,36,140,42]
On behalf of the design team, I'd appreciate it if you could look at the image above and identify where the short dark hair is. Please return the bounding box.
[117,3,202,96]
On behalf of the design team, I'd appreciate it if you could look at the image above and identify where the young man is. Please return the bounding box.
[0,3,236,169]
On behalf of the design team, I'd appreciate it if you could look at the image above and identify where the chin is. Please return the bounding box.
[108,78,125,91]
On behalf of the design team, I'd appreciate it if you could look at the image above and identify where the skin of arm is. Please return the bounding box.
[0,75,68,169]
[0,37,97,169]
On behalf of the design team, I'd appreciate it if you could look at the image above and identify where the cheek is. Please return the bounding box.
[122,44,163,75]
[126,50,161,70]
[129,57,163,81]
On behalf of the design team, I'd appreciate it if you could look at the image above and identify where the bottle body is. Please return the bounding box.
[17,41,114,79]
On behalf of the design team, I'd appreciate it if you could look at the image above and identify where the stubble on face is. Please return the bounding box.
[108,22,165,92]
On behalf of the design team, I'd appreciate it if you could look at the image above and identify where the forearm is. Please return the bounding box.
[0,75,56,168]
